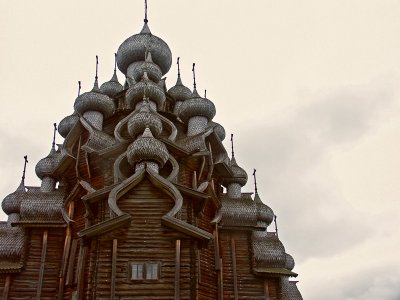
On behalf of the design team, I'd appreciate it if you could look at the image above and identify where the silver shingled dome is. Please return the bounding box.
[127,127,169,167]
[35,148,61,180]
[127,103,163,138]
[178,89,216,123]
[117,23,172,76]
[74,81,116,118]
[58,113,79,138]
[1,181,25,215]
[254,193,274,226]
[253,232,286,268]
[100,71,123,97]
[168,77,192,102]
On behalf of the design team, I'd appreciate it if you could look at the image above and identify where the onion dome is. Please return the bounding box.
[253,232,286,268]
[222,156,248,187]
[100,71,123,97]
[126,72,165,109]
[208,121,226,141]
[285,253,295,271]
[178,89,216,123]
[1,181,25,215]
[117,22,172,76]
[254,193,274,226]
[168,76,192,102]
[127,127,169,167]
[58,113,79,138]
[127,102,162,138]
[35,148,61,180]
[126,51,162,83]
[74,80,115,118]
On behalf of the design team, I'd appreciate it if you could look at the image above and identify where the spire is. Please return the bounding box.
[192,63,197,90]
[274,215,279,236]
[204,89,207,98]
[230,133,235,158]
[52,123,57,151]
[114,53,117,73]
[177,57,181,78]
[253,168,258,195]
[78,81,81,96]
[21,155,28,186]
[144,0,148,24]
[92,55,99,91]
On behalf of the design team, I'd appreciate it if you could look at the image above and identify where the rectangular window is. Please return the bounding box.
[130,262,160,280]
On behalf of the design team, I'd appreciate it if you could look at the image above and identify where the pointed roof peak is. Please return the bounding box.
[140,22,152,34]
[142,126,154,138]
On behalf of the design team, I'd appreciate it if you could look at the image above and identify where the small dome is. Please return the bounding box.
[253,232,286,268]
[168,77,192,102]
[1,181,25,215]
[178,89,216,123]
[58,113,79,138]
[254,193,274,226]
[127,127,169,167]
[208,121,226,141]
[127,103,163,138]
[285,253,295,271]
[100,71,123,97]
[126,72,166,109]
[117,23,172,76]
[35,148,61,180]
[126,52,162,83]
[74,82,116,118]
[223,157,248,187]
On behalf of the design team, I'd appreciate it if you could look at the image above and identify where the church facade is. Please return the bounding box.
[0,5,302,300]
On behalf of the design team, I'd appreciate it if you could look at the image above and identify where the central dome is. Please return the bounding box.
[117,23,172,76]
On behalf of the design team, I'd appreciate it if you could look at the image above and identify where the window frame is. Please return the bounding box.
[129,261,161,281]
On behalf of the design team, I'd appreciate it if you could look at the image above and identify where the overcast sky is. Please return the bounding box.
[1,1,400,299]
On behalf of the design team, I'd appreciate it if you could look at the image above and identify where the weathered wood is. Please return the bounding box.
[75,239,88,300]
[174,239,180,300]
[66,239,78,286]
[231,237,238,300]
[111,238,118,300]
[2,274,10,299]
[36,229,48,300]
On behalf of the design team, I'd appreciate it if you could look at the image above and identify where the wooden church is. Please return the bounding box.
[0,3,303,299]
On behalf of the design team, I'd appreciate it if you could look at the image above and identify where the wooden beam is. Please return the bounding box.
[2,274,10,299]
[111,239,118,300]
[264,280,270,300]
[66,239,78,286]
[231,237,238,300]
[58,225,72,300]
[174,239,181,300]
[37,229,48,300]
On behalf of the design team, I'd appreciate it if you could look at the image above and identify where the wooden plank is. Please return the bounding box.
[76,239,88,300]
[174,239,181,300]
[36,229,48,300]
[2,274,10,299]
[231,237,238,300]
[66,239,78,286]
[111,239,118,300]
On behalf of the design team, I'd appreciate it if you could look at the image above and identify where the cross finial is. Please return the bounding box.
[78,81,81,96]
[95,55,99,81]
[192,63,196,89]
[274,215,279,236]
[177,57,181,78]
[253,169,258,194]
[144,0,148,23]
[22,155,28,183]
[114,53,117,73]
[52,123,57,150]
[230,134,235,158]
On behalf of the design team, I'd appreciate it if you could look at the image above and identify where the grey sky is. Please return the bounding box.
[1,1,400,299]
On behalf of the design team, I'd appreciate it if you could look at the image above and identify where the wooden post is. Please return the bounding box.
[2,274,10,299]
[231,237,238,300]
[214,224,223,300]
[174,239,181,300]
[111,239,118,300]
[37,229,48,300]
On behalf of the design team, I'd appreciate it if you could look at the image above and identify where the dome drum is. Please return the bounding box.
[227,182,242,199]
[41,177,56,193]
